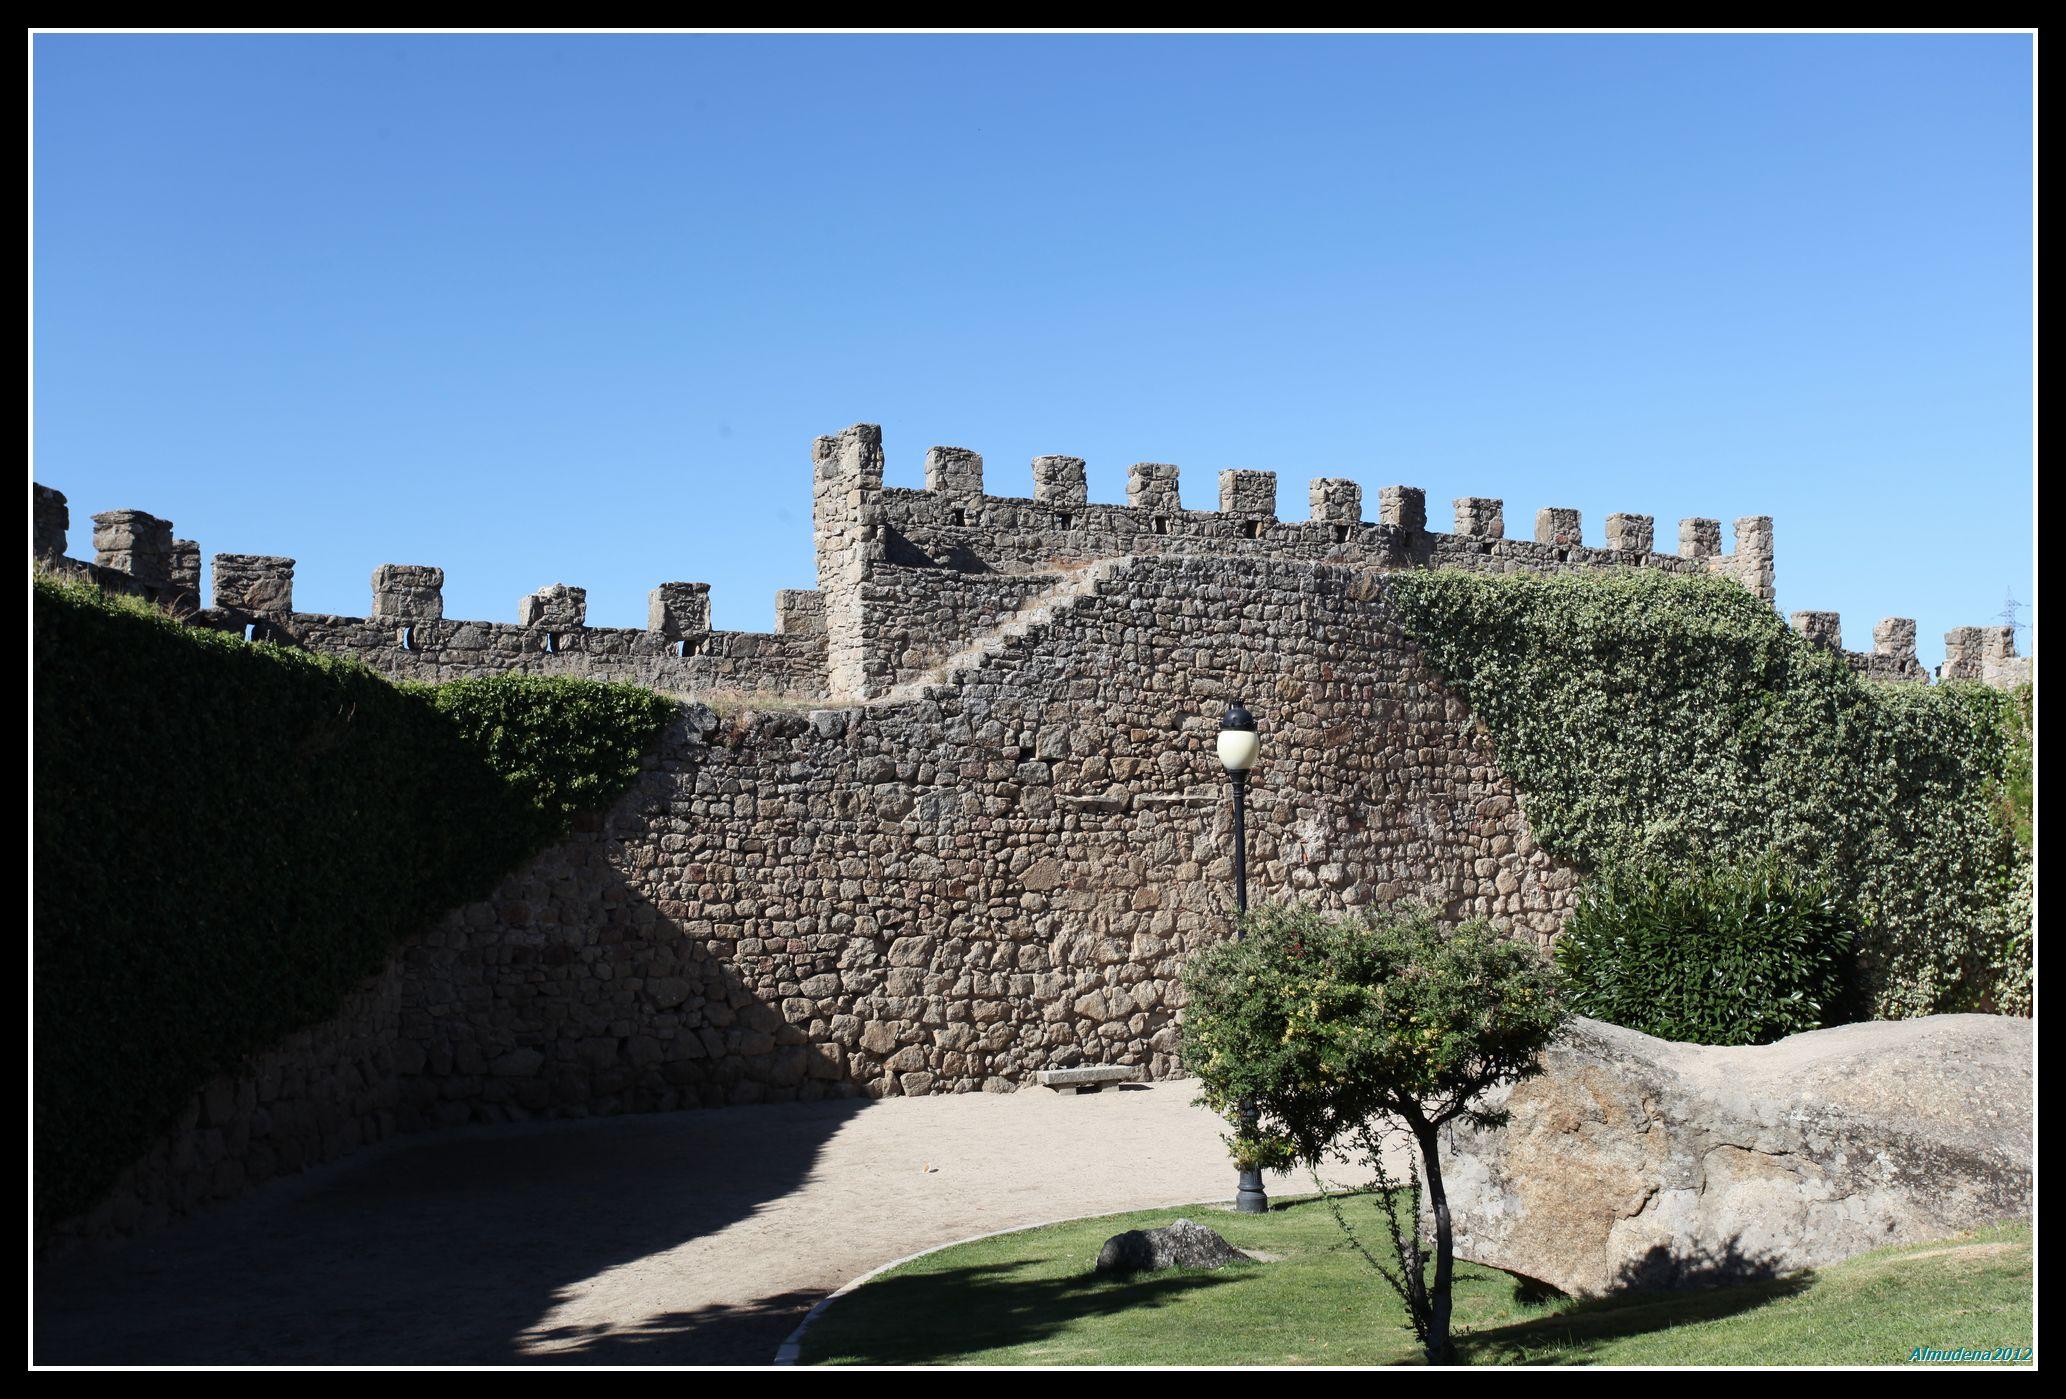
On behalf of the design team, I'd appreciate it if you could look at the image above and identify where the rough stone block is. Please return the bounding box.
[924,446,984,499]
[1873,617,1918,658]
[519,583,587,629]
[1379,485,1426,532]
[1535,507,1583,547]
[1679,518,1722,558]
[775,588,825,636]
[170,540,202,593]
[91,508,172,553]
[1943,626,1985,663]
[1036,1065,1137,1093]
[1790,610,1843,649]
[1605,513,1654,553]
[1733,515,1775,557]
[1031,455,1088,506]
[1453,497,1504,539]
[648,581,711,639]
[212,554,296,614]
[371,564,445,622]
[1218,469,1277,518]
[812,422,885,490]
[1308,477,1362,524]
[33,483,68,561]
[1946,625,2017,672]
[1127,462,1180,513]
[92,509,175,582]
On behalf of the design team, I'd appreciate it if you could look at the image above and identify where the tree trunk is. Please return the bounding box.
[1413,1121,1457,1365]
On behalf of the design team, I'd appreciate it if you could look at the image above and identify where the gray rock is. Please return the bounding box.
[1440,1014,2034,1296]
[1095,1217,1250,1274]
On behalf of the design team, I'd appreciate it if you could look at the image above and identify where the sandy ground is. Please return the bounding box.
[35,1079,1388,1366]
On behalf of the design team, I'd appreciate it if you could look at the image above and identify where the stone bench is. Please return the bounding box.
[1035,1066,1139,1095]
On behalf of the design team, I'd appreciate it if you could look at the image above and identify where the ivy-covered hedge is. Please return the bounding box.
[1390,569,2030,1022]
[32,577,676,1227]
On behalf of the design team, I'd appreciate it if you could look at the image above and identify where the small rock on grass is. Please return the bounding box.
[1095,1218,1250,1274]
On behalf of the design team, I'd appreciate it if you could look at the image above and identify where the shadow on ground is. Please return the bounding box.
[38,832,882,1367]
[1459,1236,1810,1366]
[795,1224,1811,1366]
[34,1091,868,1365]
[797,1260,1239,1366]
[520,1289,826,1364]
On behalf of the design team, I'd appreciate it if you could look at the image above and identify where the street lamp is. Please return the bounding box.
[1217,699,1268,1215]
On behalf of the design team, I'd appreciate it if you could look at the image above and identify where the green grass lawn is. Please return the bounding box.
[798,1197,2033,1366]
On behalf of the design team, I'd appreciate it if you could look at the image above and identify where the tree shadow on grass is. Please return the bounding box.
[518,1289,826,1365]
[1458,1236,1812,1366]
[798,1260,1242,1366]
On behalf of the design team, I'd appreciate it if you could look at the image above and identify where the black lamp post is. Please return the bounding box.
[1217,699,1268,1215]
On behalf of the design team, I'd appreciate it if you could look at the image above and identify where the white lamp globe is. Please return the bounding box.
[1217,701,1259,773]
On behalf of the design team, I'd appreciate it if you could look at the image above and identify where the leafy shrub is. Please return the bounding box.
[1555,863,1854,1045]
[1390,569,2030,1019]
[1181,903,1567,1363]
[32,576,675,1227]
[424,674,678,843]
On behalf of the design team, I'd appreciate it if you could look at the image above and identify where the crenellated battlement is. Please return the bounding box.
[808,424,1795,696]
[1786,607,2032,687]
[29,482,825,697]
[32,487,204,617]
[823,430,1773,582]
[1941,624,2031,687]
[30,420,2026,702]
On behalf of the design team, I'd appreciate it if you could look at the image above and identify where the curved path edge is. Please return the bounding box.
[771,1194,1238,1365]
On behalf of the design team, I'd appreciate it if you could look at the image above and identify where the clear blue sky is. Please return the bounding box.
[33,33,2034,663]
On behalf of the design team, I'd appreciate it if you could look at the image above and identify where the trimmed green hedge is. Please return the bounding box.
[1390,569,2030,1022]
[1554,861,1854,1045]
[32,577,675,1227]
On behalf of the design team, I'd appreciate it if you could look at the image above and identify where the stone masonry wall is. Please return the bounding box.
[1790,610,1933,684]
[827,442,1770,703]
[265,611,826,695]
[30,419,2026,1240]
[48,964,404,1247]
[853,566,1067,695]
[35,487,831,699]
[48,551,1579,1242]
[1941,625,2033,688]
[391,554,1577,1123]
[38,421,2025,705]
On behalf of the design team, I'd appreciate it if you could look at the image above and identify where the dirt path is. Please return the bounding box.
[35,1080,1379,1366]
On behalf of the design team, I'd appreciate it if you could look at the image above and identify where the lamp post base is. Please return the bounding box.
[1234,1095,1269,1213]
[1235,1171,1270,1214]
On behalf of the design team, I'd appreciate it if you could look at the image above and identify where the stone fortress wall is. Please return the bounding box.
[33,484,826,697]
[29,429,2029,1242]
[37,425,2022,697]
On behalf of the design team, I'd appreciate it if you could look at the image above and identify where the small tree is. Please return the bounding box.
[1181,904,1567,1364]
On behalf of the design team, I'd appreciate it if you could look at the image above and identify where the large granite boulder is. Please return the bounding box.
[1440,1015,2033,1296]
